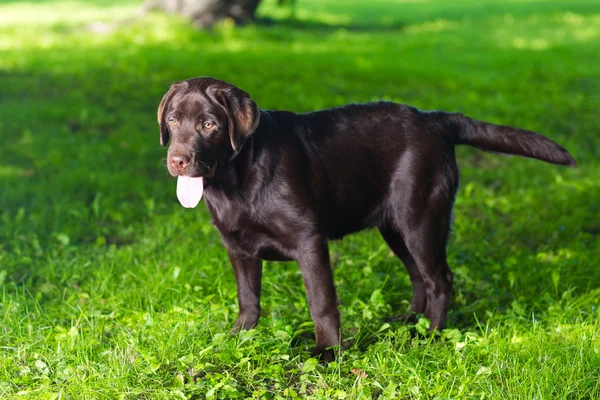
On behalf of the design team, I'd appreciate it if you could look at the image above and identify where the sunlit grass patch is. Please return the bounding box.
[0,165,35,178]
[493,12,600,50]
[405,19,459,34]
[0,0,139,27]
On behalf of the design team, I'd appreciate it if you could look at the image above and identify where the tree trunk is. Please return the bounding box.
[143,0,262,28]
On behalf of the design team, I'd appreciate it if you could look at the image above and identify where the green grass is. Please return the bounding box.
[1,0,599,398]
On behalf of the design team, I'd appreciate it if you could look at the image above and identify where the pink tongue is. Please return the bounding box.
[176,176,204,208]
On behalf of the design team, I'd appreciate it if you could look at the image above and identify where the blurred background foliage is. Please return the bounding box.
[0,0,599,398]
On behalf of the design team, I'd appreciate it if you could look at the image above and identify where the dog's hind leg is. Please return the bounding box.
[405,232,453,331]
[385,157,458,330]
[379,226,426,321]
[394,196,455,331]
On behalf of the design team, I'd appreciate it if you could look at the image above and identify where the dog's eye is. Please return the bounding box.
[203,122,214,129]
[168,118,177,125]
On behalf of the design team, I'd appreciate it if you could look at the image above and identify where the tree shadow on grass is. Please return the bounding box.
[255,16,406,34]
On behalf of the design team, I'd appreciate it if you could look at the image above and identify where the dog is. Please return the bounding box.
[157,77,576,361]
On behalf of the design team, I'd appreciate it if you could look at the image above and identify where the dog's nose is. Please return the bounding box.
[169,155,190,172]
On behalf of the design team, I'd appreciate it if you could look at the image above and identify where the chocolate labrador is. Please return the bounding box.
[157,77,576,361]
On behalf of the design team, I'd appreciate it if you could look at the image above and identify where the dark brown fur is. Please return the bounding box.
[158,77,576,361]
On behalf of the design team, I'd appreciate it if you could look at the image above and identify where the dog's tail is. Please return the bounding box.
[449,113,577,168]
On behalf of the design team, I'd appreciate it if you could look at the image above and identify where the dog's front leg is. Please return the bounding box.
[228,251,263,332]
[296,236,340,362]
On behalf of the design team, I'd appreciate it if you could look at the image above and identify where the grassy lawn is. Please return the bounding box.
[1,0,599,398]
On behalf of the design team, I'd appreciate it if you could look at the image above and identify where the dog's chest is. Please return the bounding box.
[205,195,296,261]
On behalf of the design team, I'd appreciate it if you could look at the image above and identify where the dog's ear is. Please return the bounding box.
[215,86,260,153]
[157,81,188,147]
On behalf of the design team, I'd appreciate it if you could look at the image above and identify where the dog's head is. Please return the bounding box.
[158,77,260,179]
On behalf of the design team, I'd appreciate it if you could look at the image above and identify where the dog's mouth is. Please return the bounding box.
[175,163,217,209]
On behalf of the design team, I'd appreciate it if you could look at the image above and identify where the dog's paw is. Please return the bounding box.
[231,314,259,335]
[311,346,337,363]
